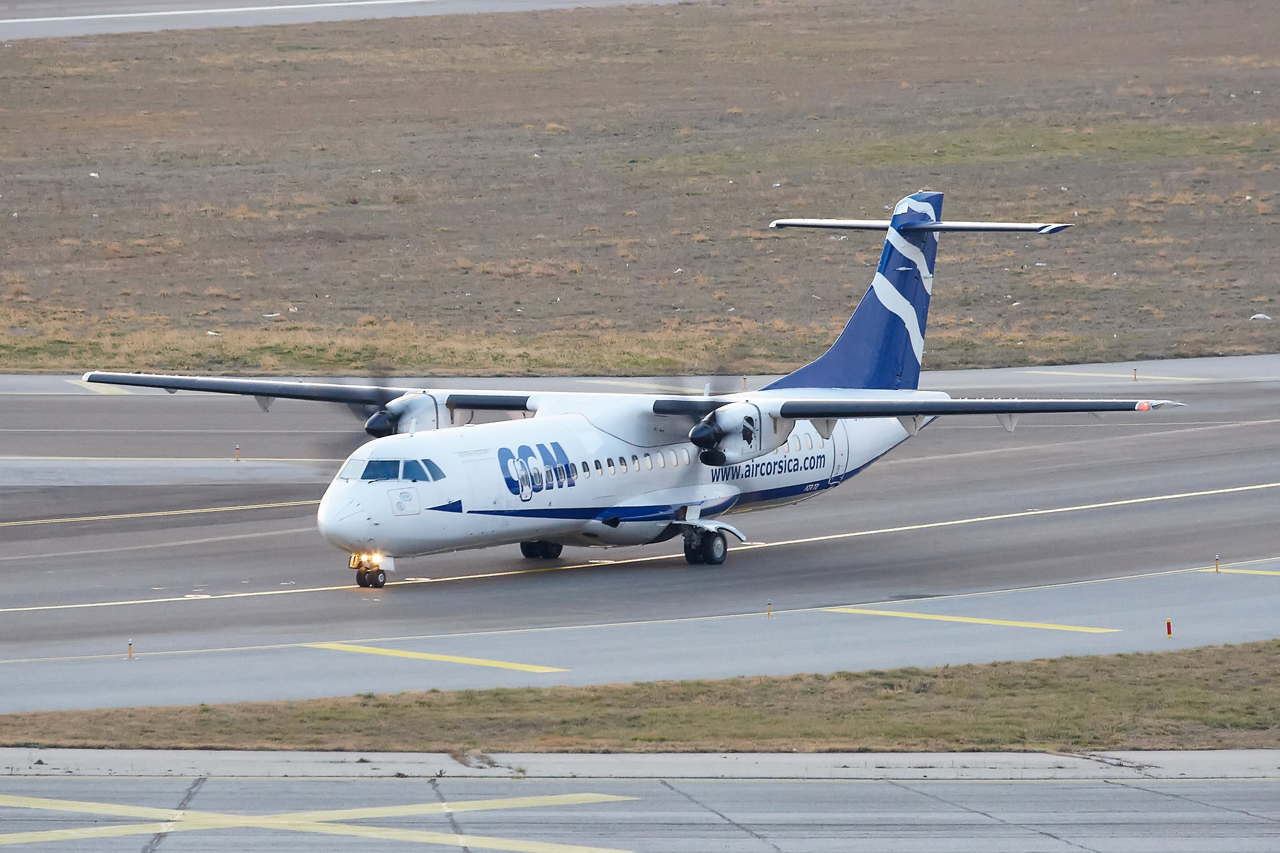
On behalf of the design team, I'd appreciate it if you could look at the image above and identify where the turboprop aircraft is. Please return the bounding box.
[85,192,1181,588]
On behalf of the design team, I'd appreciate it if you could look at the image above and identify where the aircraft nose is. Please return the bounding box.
[317,492,374,551]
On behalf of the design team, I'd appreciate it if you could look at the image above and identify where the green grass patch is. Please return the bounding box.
[4,641,1277,752]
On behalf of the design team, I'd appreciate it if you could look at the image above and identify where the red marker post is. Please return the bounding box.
[1166,618,1172,638]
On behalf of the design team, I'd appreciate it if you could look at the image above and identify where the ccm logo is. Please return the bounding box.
[498,442,576,502]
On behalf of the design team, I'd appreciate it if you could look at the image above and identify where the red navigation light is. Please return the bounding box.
[1136,401,1151,411]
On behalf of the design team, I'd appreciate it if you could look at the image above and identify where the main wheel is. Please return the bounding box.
[369,569,386,588]
[520,541,541,559]
[684,535,705,565]
[356,570,370,588]
[700,531,727,565]
[539,541,563,559]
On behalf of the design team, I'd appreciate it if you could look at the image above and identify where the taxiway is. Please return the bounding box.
[2,355,1278,711]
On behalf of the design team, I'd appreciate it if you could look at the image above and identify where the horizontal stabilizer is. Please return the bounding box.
[769,218,1071,234]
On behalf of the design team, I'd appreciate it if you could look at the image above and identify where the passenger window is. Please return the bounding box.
[531,467,543,488]
[668,450,678,467]
[619,457,628,473]
[817,436,824,448]
[644,454,652,470]
[424,459,446,481]
[338,459,364,480]
[804,434,813,450]
[681,449,690,465]
[402,459,428,481]
[545,467,554,486]
[570,462,580,478]
[556,465,566,484]
[656,453,665,469]
[361,459,399,480]
[607,458,616,474]
[595,460,604,475]
[631,455,639,471]
[791,437,801,452]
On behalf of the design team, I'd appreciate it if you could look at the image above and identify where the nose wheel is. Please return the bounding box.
[350,555,387,588]
[356,569,386,588]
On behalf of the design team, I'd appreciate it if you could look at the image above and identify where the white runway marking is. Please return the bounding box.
[0,527,316,563]
[0,0,444,26]
[3,480,1277,616]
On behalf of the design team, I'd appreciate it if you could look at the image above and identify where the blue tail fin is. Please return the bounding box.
[765,192,942,391]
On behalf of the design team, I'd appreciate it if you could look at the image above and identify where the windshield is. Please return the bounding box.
[337,459,365,480]
[360,459,399,481]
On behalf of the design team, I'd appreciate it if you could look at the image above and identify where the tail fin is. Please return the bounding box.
[763,192,1068,391]
[766,192,942,391]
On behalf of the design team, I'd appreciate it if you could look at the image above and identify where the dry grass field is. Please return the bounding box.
[3,641,1277,753]
[1,0,1278,374]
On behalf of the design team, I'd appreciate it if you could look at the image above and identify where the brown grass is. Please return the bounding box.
[3,641,1277,753]
[0,0,1278,374]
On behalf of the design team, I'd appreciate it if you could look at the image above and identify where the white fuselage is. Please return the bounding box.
[316,392,919,561]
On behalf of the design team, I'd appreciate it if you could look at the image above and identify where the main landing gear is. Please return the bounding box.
[349,554,386,588]
[683,529,727,565]
[520,541,563,559]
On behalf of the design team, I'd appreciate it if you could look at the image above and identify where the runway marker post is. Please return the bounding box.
[766,599,772,619]
[1166,619,1172,638]
[1133,368,1138,381]
[1215,555,1220,573]
[234,444,240,462]
[127,639,133,660]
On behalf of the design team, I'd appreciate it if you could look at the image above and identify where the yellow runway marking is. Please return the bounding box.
[306,642,566,672]
[0,792,633,851]
[1020,368,1215,383]
[826,607,1118,633]
[3,554,1278,667]
[1199,568,1280,577]
[63,378,132,394]
[0,498,321,529]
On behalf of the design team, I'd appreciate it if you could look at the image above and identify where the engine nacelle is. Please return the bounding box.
[364,392,445,438]
[688,402,794,466]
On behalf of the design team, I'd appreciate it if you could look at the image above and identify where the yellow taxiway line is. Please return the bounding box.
[826,607,1118,633]
[3,480,1278,616]
[62,379,132,394]
[306,642,566,673]
[0,792,634,851]
[1199,568,1280,577]
[0,499,321,529]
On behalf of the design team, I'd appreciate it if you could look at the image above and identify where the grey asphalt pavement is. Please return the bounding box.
[1,355,1279,711]
[0,0,676,39]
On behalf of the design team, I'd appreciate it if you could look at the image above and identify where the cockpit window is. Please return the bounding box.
[402,459,428,481]
[361,459,399,481]
[424,459,446,481]
[337,459,365,480]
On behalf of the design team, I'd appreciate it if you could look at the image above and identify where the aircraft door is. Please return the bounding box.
[458,451,511,537]
[827,421,850,486]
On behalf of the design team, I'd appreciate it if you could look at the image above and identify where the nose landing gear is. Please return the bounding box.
[349,554,387,588]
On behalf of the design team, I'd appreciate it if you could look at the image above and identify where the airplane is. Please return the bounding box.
[85,192,1181,588]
